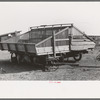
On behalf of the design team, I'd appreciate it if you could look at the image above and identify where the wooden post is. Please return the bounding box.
[7,43,10,51]
[0,43,4,50]
[52,31,56,58]
[24,44,27,53]
[15,44,18,52]
[68,28,72,51]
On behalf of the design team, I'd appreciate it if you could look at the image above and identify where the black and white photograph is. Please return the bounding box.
[0,1,100,98]
[0,2,99,80]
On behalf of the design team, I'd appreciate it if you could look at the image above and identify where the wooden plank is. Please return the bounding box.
[15,44,18,52]
[0,43,4,50]
[56,41,69,46]
[52,31,56,58]
[36,45,69,55]
[69,28,72,51]
[26,44,36,53]
[24,44,27,53]
[55,38,69,41]
[72,42,95,45]
[36,27,69,46]
[30,23,73,29]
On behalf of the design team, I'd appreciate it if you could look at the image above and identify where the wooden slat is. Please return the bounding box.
[30,23,73,29]
[68,28,72,51]
[52,31,56,58]
[36,27,69,46]
[55,39,69,41]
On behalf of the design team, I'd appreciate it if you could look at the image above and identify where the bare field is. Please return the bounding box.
[0,47,100,80]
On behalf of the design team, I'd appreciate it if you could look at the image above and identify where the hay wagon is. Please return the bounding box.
[0,24,95,71]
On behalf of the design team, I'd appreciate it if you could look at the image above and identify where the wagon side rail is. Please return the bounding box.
[0,42,37,54]
[30,23,73,30]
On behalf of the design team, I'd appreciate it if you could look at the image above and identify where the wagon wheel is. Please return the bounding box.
[73,53,82,61]
[45,60,59,72]
[96,54,100,61]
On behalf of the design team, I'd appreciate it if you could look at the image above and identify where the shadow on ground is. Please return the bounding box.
[0,58,77,74]
[0,59,45,74]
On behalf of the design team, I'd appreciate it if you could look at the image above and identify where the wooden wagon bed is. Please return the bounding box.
[0,24,95,56]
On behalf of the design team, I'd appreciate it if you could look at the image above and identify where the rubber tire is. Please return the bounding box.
[73,53,82,61]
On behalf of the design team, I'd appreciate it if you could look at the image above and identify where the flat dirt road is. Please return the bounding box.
[0,46,100,80]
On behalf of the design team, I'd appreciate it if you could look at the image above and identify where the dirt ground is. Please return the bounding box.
[0,46,100,80]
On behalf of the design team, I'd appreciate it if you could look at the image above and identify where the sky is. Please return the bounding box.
[0,2,100,36]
